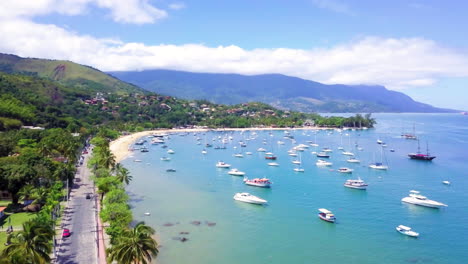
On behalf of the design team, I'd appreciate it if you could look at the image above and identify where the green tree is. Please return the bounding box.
[113,163,132,185]
[107,222,158,264]
[1,219,53,264]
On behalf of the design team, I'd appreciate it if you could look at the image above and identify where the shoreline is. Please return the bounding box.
[109,126,335,163]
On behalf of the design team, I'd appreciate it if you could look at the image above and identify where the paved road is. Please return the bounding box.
[55,151,98,264]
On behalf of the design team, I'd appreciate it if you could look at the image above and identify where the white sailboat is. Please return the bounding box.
[369,146,388,170]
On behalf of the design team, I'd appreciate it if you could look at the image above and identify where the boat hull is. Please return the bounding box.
[401,197,447,208]
[344,184,367,190]
[318,214,335,223]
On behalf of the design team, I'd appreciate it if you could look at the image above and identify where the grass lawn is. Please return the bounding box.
[0,212,37,229]
[0,231,8,251]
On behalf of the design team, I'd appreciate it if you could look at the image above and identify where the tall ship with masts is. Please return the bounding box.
[408,140,436,161]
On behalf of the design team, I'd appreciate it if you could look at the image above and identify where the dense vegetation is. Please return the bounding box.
[88,133,158,264]
[0,53,378,263]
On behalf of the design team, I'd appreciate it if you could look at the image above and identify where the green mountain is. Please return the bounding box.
[110,69,456,113]
[0,53,142,94]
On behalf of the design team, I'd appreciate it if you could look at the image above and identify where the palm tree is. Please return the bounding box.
[98,148,116,169]
[107,222,158,264]
[114,163,132,185]
[1,219,53,264]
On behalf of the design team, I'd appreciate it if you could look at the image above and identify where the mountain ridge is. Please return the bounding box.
[110,69,455,113]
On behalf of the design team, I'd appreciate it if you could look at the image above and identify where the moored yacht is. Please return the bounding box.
[316,152,330,158]
[318,208,336,223]
[401,190,447,208]
[369,162,388,170]
[216,161,231,168]
[243,177,272,188]
[233,192,267,205]
[347,157,361,163]
[316,159,332,166]
[228,168,245,176]
[267,162,279,166]
[344,178,368,189]
[338,167,353,174]
[396,225,419,238]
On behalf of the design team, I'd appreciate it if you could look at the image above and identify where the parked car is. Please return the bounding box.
[62,229,71,238]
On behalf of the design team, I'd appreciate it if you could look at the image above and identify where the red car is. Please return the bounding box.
[62,229,71,238]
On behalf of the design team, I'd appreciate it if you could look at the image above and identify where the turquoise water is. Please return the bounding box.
[123,113,468,264]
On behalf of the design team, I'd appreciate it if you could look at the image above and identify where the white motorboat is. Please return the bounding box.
[322,147,333,152]
[160,157,171,161]
[257,148,267,152]
[342,151,355,156]
[316,159,332,166]
[318,208,336,223]
[338,167,354,174]
[245,152,253,155]
[344,178,368,189]
[234,153,244,158]
[216,161,231,168]
[401,190,447,208]
[244,178,272,188]
[347,157,361,163]
[233,192,267,205]
[293,167,305,172]
[201,149,207,154]
[289,153,298,157]
[228,168,246,176]
[396,225,419,238]
[442,181,451,185]
[167,149,175,154]
[267,162,279,166]
[292,160,301,165]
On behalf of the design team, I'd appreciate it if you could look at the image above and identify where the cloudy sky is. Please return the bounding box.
[1,0,467,110]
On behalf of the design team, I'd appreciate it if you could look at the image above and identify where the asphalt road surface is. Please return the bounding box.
[56,150,98,264]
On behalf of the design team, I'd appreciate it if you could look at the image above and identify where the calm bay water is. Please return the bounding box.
[123,113,468,264]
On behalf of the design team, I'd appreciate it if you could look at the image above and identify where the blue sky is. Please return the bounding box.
[0,0,467,110]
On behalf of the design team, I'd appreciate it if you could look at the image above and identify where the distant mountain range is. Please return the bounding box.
[110,69,455,113]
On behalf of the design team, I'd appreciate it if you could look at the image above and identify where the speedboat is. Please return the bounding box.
[316,159,332,166]
[243,178,271,188]
[289,153,298,157]
[369,162,388,170]
[268,162,279,166]
[233,193,267,205]
[342,151,354,156]
[245,152,253,155]
[160,157,171,161]
[338,167,354,174]
[257,148,267,152]
[166,169,176,172]
[167,149,175,154]
[344,178,368,190]
[265,154,277,160]
[442,181,451,185]
[396,225,419,238]
[401,190,447,208]
[318,208,336,223]
[292,160,301,165]
[228,168,246,176]
[322,147,333,152]
[234,153,244,158]
[201,149,207,154]
[293,167,305,172]
[216,161,231,168]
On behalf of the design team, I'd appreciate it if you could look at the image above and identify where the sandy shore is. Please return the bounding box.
[110,127,331,163]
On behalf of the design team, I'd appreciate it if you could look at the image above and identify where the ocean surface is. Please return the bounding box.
[123,113,468,264]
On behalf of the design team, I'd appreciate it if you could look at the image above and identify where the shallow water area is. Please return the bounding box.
[124,113,468,264]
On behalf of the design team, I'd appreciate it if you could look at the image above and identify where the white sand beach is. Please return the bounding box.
[110,127,331,163]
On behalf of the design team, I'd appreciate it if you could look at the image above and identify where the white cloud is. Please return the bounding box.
[0,0,167,24]
[169,3,186,10]
[311,0,355,16]
[1,14,468,91]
